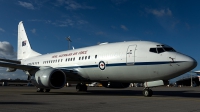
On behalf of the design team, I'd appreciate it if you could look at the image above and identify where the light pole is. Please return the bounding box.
[66,36,72,50]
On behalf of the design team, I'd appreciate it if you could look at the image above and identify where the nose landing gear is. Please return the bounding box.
[143,88,153,97]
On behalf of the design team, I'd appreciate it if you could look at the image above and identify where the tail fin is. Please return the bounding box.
[17,21,41,60]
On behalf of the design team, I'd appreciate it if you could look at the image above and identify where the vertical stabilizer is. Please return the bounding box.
[17,21,41,60]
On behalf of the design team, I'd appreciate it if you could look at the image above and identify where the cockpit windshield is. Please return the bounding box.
[149,45,176,54]
[163,47,176,52]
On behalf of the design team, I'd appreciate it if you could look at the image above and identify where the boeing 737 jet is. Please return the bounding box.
[0,21,197,97]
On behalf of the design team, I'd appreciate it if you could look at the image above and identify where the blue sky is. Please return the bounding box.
[0,0,200,81]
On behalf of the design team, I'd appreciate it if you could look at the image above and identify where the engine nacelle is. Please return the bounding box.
[6,67,16,72]
[101,82,130,88]
[31,68,66,89]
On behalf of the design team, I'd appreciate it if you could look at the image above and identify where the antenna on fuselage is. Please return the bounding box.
[66,36,72,50]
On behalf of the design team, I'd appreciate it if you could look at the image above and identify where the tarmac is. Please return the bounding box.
[0,86,200,112]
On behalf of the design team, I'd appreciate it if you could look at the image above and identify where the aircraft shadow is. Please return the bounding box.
[0,102,46,105]
[22,89,200,98]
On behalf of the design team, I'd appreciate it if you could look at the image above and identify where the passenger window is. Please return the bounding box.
[79,57,81,60]
[85,56,87,60]
[82,56,84,60]
[73,57,75,61]
[149,48,157,53]
[66,58,68,61]
[157,48,165,53]
[95,55,97,59]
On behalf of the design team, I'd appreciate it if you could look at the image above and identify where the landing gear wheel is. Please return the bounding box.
[44,89,50,92]
[143,88,153,97]
[76,83,87,92]
[37,88,44,92]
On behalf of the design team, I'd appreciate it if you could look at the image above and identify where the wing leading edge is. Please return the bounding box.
[0,61,38,71]
[0,58,85,81]
[0,58,21,64]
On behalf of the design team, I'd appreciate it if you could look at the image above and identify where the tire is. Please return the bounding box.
[76,83,87,92]
[37,88,44,92]
[143,89,153,97]
[44,89,50,92]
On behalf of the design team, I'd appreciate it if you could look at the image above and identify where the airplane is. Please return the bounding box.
[0,21,197,97]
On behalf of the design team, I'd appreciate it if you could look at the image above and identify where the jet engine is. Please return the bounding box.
[30,68,66,89]
[6,67,16,72]
[101,82,130,88]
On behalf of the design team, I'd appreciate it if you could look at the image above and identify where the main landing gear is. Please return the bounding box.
[143,88,153,97]
[37,88,51,92]
[76,83,87,92]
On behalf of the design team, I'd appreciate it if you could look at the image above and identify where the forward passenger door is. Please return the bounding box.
[126,45,136,65]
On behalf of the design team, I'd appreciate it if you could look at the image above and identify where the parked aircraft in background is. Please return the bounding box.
[0,21,197,97]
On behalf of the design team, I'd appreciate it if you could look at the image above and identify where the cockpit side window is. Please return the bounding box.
[149,48,157,53]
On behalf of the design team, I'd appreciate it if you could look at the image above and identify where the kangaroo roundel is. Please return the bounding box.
[99,61,106,70]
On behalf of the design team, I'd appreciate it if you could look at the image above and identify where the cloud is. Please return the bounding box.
[0,41,26,80]
[111,25,117,29]
[77,20,88,25]
[29,18,88,28]
[31,29,36,34]
[56,0,95,10]
[185,23,191,30]
[0,41,16,59]
[0,28,5,32]
[121,25,128,31]
[0,69,27,80]
[146,8,172,17]
[56,19,74,27]
[18,1,35,10]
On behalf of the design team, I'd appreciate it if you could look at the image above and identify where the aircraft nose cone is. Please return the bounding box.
[187,57,197,69]
[178,54,197,70]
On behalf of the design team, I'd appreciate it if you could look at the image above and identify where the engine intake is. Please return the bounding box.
[31,68,66,89]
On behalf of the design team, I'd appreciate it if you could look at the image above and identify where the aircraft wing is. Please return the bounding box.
[0,61,38,71]
[0,58,21,64]
[59,68,88,81]
[0,59,85,81]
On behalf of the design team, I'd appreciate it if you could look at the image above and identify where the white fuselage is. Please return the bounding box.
[21,41,196,83]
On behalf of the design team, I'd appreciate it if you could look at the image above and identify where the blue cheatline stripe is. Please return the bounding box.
[58,61,185,69]
[135,62,170,65]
